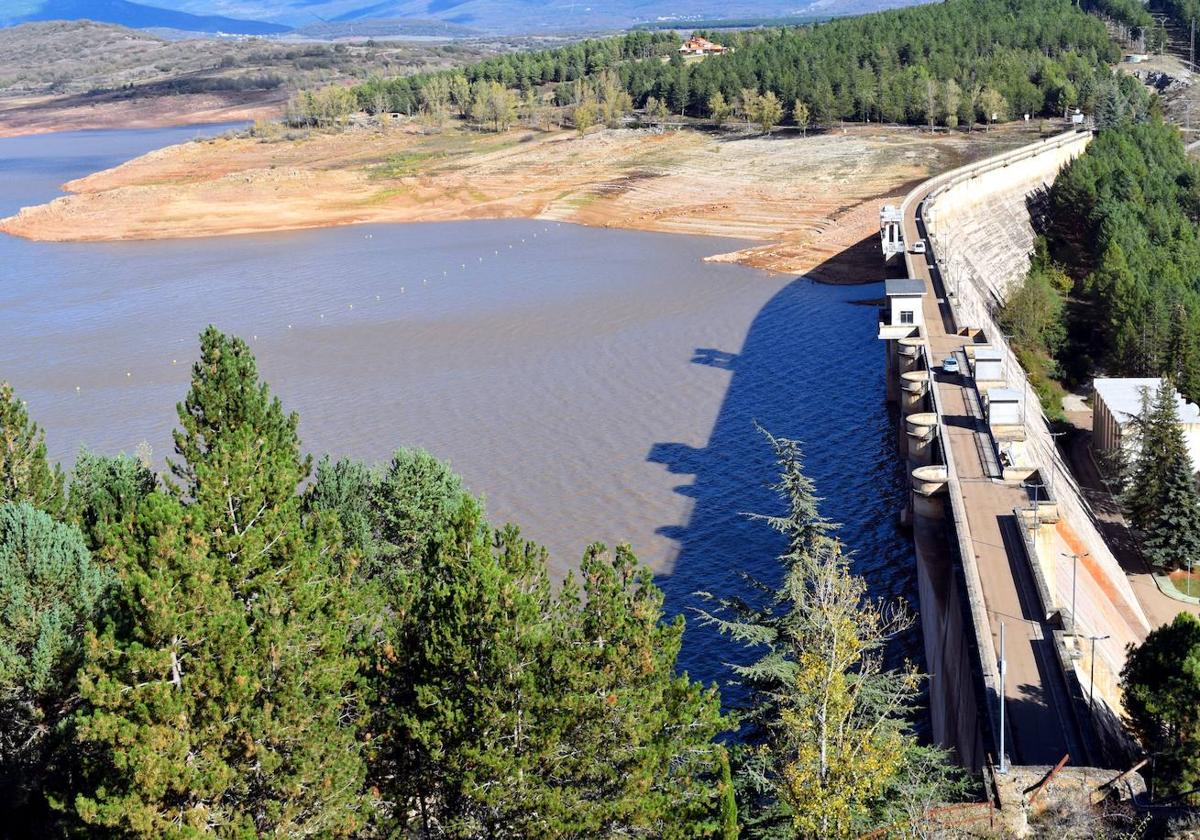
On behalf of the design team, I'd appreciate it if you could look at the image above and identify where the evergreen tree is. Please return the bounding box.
[1142,442,1200,572]
[0,502,107,833]
[372,447,470,573]
[66,451,156,552]
[369,494,726,836]
[0,383,64,516]
[697,431,961,838]
[1122,612,1200,795]
[306,455,380,572]
[1125,379,1200,571]
[72,327,367,837]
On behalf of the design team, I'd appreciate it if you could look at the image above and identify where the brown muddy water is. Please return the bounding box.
[1,125,919,686]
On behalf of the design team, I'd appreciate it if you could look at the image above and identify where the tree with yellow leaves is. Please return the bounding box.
[696,430,963,838]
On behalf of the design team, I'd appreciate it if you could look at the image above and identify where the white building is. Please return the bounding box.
[1093,377,1200,470]
[986,387,1022,427]
[973,346,1004,383]
[877,278,926,339]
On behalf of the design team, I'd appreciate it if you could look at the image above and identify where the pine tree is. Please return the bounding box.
[0,383,64,516]
[1142,410,1200,571]
[696,431,962,839]
[72,327,367,837]
[1126,380,1200,573]
[1122,612,1200,795]
[1144,457,1200,571]
[0,502,107,832]
[369,492,726,836]
[66,451,156,552]
[1126,382,1176,531]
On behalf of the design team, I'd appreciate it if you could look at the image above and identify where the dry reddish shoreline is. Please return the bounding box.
[0,120,1036,282]
[0,91,283,139]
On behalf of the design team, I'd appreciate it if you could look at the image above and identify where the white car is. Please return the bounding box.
[910,240,927,254]
[943,356,959,374]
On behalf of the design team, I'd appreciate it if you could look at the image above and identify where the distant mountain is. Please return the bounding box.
[3,0,291,33]
[0,0,934,35]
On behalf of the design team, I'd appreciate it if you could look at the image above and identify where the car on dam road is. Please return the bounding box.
[910,240,927,254]
[943,355,960,376]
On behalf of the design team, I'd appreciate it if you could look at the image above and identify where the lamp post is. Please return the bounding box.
[1087,634,1111,719]
[1024,480,1047,530]
[1062,552,1089,636]
[1048,429,1067,501]
[999,620,1008,774]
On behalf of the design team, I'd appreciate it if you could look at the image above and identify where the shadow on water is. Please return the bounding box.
[648,261,924,707]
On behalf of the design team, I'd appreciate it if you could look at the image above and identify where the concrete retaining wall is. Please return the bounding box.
[922,131,1151,735]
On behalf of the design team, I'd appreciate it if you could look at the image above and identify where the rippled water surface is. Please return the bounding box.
[0,126,918,685]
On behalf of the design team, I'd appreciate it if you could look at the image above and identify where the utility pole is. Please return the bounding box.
[1192,17,1196,73]
[1024,480,1047,529]
[1062,552,1089,636]
[999,621,1008,774]
[1048,429,1067,501]
[1088,634,1112,719]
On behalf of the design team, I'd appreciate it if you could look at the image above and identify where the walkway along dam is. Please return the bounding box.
[878,129,1157,782]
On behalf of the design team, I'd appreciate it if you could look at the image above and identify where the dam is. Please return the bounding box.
[881,129,1166,807]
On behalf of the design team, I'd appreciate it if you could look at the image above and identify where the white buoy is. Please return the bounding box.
[172,359,177,365]
[253,334,257,340]
[75,386,80,392]
[288,324,292,329]
[126,372,131,377]
[320,314,324,319]
[376,295,381,300]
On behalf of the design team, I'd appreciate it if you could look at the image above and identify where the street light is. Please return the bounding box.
[1048,429,1067,501]
[1061,552,1089,636]
[1087,634,1111,720]
[1024,480,1047,529]
[999,620,1008,774]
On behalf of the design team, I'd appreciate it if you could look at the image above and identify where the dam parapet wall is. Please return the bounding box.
[921,130,1150,729]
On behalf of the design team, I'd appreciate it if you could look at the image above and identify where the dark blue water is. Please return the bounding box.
[0,125,920,695]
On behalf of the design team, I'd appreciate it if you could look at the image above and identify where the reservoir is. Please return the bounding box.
[0,126,917,684]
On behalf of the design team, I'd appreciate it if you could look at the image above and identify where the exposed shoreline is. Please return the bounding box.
[0,119,1038,283]
[0,91,282,139]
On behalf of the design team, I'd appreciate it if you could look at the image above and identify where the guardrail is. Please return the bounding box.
[898,130,1094,767]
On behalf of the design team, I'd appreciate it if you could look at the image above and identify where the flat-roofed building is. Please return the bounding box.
[1093,377,1200,471]
[877,278,926,340]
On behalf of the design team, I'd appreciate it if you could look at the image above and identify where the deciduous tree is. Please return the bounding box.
[792,99,810,136]
[697,431,961,838]
[709,91,732,126]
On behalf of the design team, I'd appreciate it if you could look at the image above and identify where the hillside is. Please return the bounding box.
[0,0,937,35]
[2,0,288,34]
[0,20,531,135]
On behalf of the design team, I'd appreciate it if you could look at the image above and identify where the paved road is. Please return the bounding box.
[902,196,1087,767]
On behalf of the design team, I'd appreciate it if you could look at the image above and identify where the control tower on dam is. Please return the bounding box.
[878,130,1156,783]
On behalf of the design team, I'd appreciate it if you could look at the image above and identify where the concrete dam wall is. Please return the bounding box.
[924,132,1150,749]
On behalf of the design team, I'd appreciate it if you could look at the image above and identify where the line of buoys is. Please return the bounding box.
[89,224,568,387]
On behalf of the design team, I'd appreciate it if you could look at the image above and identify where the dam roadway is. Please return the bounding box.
[899,150,1089,767]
